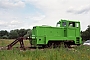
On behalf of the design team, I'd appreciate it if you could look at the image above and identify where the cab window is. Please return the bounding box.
[76,23,79,27]
[69,22,75,27]
[62,22,66,27]
[57,24,60,27]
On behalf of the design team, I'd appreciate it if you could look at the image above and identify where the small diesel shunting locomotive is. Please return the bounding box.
[30,19,82,47]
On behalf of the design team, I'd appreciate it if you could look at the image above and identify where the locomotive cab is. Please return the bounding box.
[56,19,80,28]
[56,19,81,45]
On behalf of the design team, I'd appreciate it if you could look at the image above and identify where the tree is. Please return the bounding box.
[0,29,32,39]
[8,30,19,39]
[2,35,8,39]
[17,29,27,37]
[81,25,90,41]
[0,30,9,39]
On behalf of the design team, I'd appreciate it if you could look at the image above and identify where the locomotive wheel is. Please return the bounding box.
[47,42,54,48]
[47,41,62,48]
[45,41,77,48]
[64,43,70,48]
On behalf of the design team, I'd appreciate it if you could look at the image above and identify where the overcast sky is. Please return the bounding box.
[0,0,90,31]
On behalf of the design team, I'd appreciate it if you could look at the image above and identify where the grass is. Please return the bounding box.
[0,39,90,60]
[0,39,30,47]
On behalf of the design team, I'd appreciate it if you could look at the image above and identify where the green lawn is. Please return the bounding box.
[0,39,90,60]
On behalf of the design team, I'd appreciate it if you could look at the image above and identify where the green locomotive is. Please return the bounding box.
[30,19,82,47]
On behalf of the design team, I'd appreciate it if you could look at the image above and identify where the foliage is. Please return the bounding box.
[2,35,8,39]
[0,45,90,60]
[81,25,90,41]
[0,39,90,60]
[0,29,32,39]
[0,38,90,60]
[0,30,9,39]
[8,30,19,39]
